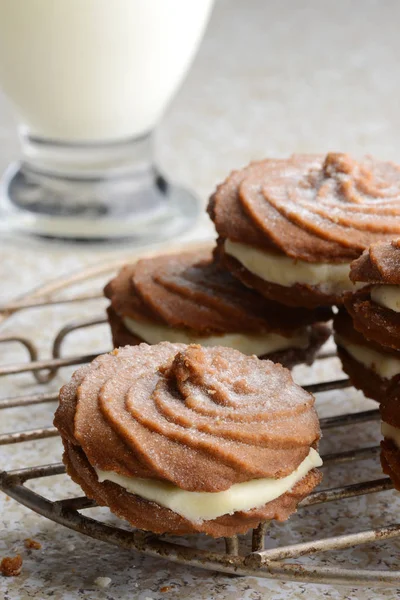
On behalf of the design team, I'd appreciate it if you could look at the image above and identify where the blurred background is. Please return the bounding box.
[1,0,400,249]
[1,0,399,208]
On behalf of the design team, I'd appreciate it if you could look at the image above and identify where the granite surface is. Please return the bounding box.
[2,0,400,598]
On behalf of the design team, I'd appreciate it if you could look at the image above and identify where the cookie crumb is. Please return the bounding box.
[1,555,23,577]
[160,585,174,593]
[94,576,112,588]
[24,538,41,550]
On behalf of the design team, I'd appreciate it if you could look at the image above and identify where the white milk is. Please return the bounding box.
[0,0,214,142]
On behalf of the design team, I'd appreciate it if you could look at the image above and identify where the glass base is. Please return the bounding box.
[0,134,200,243]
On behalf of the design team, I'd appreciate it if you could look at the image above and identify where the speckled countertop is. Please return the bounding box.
[2,1,400,598]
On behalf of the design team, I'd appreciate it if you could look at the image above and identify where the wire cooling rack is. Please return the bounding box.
[0,254,399,587]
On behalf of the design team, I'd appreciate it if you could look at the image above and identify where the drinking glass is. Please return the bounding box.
[0,0,214,241]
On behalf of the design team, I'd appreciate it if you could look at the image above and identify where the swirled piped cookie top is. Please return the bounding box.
[54,343,320,493]
[104,249,331,334]
[209,153,400,263]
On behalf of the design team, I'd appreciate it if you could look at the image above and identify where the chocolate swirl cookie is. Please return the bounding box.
[54,343,322,537]
[104,249,331,369]
[380,379,400,491]
[208,153,400,307]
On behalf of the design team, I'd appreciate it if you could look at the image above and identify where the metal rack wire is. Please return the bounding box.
[0,256,399,586]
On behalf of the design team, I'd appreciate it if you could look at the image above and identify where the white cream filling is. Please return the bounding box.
[123,316,310,357]
[95,448,322,523]
[336,335,400,379]
[381,421,400,449]
[224,239,362,294]
[371,285,400,313]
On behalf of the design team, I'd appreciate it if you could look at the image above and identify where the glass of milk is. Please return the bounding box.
[0,0,214,241]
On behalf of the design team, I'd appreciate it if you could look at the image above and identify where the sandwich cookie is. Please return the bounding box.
[208,153,400,307]
[54,343,322,537]
[105,250,331,369]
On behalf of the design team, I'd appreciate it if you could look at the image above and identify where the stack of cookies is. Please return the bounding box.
[333,239,400,493]
[334,241,400,403]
